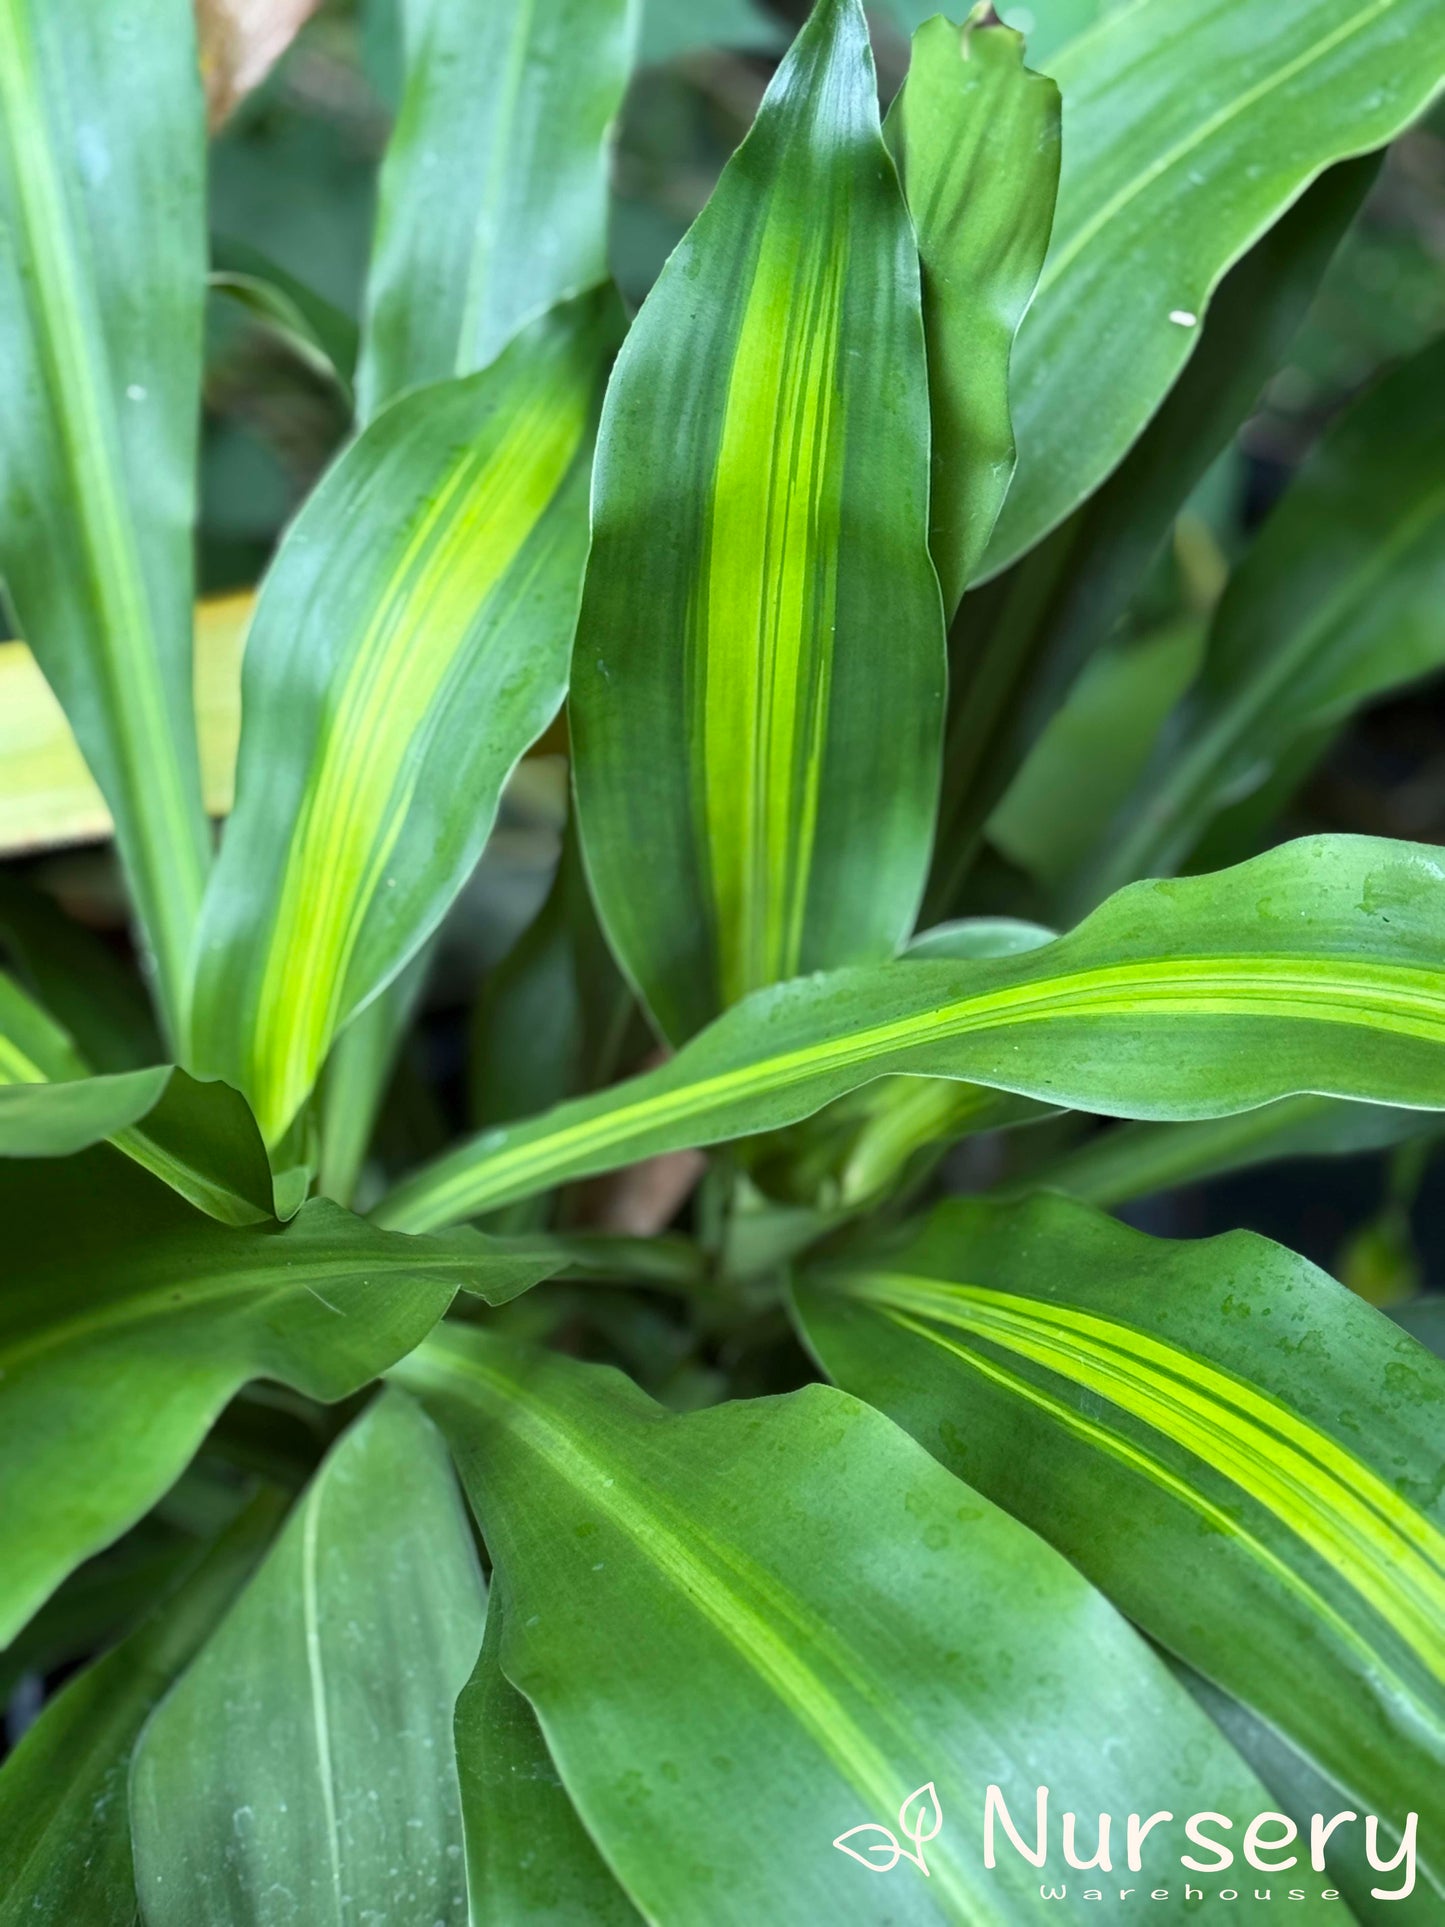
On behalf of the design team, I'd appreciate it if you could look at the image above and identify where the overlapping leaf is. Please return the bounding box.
[131,1392,483,1927]
[885,13,1059,613]
[456,1591,640,1923]
[399,1325,1270,1923]
[190,294,614,1147]
[0,0,210,1033]
[378,835,1445,1231]
[982,0,1445,577]
[0,1494,282,1927]
[571,0,944,1043]
[359,0,638,412]
[0,1152,557,1645]
[793,1192,1445,1888]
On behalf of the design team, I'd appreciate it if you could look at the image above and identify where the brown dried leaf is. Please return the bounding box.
[195,0,322,129]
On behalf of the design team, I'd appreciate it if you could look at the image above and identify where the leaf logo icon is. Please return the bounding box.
[832,1782,942,1877]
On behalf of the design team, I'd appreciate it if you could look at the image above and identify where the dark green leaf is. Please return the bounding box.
[131,1392,483,1926]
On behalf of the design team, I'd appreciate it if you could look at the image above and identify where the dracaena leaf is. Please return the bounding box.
[190,293,614,1147]
[0,1152,560,1644]
[0,965,277,1224]
[455,1587,641,1922]
[376,835,1445,1232]
[982,0,1445,578]
[0,0,210,1035]
[792,1191,1445,1893]
[395,1324,1268,1923]
[570,0,945,1044]
[360,0,639,413]
[130,1392,483,1927]
[884,13,1060,614]
[0,1492,284,1925]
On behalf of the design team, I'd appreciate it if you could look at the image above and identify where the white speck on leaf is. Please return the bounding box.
[1167,310,1197,328]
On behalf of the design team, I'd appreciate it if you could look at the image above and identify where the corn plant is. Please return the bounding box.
[3,0,1445,1919]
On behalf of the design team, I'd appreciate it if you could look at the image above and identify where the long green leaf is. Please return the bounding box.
[885,13,1060,614]
[377,834,1445,1231]
[1027,1096,1445,1210]
[0,1494,283,1927]
[929,157,1374,909]
[190,294,613,1147]
[457,1590,640,1924]
[1078,333,1445,911]
[0,1153,557,1646]
[0,0,210,1038]
[131,1391,483,1926]
[981,0,1445,578]
[792,1192,1445,1889]
[399,1325,1272,1924]
[359,0,639,414]
[570,0,944,1043]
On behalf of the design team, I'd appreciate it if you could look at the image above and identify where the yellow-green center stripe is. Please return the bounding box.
[381,950,1445,1228]
[699,197,845,1002]
[400,1335,991,1921]
[847,1272,1445,1689]
[248,376,589,1143]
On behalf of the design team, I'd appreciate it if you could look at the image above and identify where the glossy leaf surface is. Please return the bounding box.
[0,1154,555,1644]
[885,14,1060,613]
[1081,333,1445,909]
[378,835,1445,1230]
[0,1494,283,1927]
[983,0,1445,577]
[191,295,611,1146]
[794,1193,1445,1884]
[457,1589,639,1924]
[571,0,944,1042]
[401,1325,1269,1924]
[131,1392,483,1926]
[0,0,210,1033]
[360,0,638,413]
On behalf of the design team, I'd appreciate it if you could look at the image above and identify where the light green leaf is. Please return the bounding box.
[1026,1096,1445,1210]
[131,1392,483,1926]
[793,1191,1445,1888]
[1079,333,1445,911]
[377,835,1445,1232]
[885,13,1060,613]
[982,0,1445,578]
[0,0,211,1040]
[0,1493,283,1927]
[930,156,1375,907]
[400,1324,1272,1924]
[571,0,944,1043]
[190,293,613,1147]
[316,941,432,1208]
[457,1590,640,1924]
[359,0,639,414]
[0,1152,558,1645]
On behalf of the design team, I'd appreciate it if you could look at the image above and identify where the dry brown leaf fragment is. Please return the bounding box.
[195,0,322,129]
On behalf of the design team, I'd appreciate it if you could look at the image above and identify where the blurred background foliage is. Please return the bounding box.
[8,0,1445,1302]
